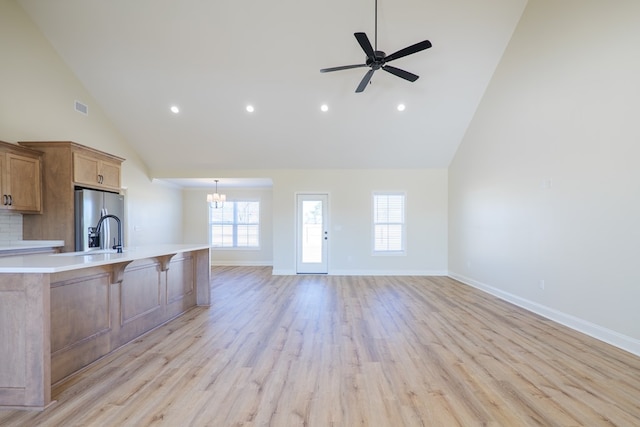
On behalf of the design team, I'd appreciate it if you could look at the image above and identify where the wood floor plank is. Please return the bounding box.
[1,266,640,426]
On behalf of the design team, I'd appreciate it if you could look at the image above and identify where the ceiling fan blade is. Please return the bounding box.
[320,64,368,73]
[384,40,432,63]
[382,65,419,82]
[354,32,375,60]
[355,69,375,93]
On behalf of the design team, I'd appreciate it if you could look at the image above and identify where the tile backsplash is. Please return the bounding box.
[0,211,23,241]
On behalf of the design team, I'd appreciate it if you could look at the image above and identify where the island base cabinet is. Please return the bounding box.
[0,274,50,409]
[50,253,199,384]
[50,267,114,385]
[0,247,210,410]
[116,254,196,347]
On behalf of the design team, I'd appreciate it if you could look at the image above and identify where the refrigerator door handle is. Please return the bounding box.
[102,207,111,250]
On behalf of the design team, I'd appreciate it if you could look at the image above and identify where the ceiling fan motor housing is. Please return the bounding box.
[367,51,386,69]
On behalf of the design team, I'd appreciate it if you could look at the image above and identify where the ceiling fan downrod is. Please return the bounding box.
[374,0,378,51]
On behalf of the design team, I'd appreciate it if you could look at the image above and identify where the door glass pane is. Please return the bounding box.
[302,200,323,263]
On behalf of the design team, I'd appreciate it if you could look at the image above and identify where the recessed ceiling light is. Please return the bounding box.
[246,105,255,113]
[320,104,329,112]
[170,105,180,114]
[397,104,406,112]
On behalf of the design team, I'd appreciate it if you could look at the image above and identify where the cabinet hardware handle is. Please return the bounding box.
[8,195,12,206]
[2,195,6,205]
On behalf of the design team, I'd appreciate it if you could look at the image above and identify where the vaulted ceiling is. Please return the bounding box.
[18,0,527,174]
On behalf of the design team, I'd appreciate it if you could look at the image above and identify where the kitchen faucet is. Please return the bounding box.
[95,214,123,253]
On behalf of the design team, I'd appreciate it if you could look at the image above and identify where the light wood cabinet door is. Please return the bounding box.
[0,155,5,207]
[73,152,99,187]
[98,160,121,190]
[73,152,121,191]
[0,152,42,213]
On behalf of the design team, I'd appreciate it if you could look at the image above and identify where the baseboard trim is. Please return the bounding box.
[271,269,296,275]
[211,260,272,267]
[329,269,449,276]
[449,271,640,357]
[270,269,448,276]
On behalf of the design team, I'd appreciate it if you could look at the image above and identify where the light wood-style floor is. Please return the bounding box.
[2,266,640,426]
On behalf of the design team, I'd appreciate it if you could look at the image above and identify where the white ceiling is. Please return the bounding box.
[18,0,527,176]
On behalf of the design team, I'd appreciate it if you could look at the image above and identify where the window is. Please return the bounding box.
[210,200,260,248]
[373,193,405,254]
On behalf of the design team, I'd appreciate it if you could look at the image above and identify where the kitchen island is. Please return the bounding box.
[0,244,211,410]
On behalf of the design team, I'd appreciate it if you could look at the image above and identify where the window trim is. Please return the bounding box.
[371,191,406,256]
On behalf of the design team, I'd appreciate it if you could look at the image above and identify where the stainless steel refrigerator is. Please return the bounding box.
[74,189,125,251]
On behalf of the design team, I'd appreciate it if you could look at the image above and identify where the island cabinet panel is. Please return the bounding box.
[121,260,162,323]
[115,255,196,347]
[0,289,27,388]
[166,254,196,316]
[117,259,164,346]
[50,267,113,384]
[0,274,50,408]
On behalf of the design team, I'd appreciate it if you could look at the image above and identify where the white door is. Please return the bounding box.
[296,194,328,274]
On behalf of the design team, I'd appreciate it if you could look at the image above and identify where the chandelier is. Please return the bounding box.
[207,179,226,208]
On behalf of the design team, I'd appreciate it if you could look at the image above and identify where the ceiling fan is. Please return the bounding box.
[320,0,432,93]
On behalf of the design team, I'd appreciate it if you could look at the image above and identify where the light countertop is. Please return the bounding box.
[0,240,65,252]
[0,243,210,273]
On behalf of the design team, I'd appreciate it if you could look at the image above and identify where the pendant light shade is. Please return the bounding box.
[207,179,226,208]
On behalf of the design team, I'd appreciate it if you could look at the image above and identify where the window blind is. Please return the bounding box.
[373,193,405,253]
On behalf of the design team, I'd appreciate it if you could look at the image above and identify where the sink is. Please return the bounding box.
[54,249,127,257]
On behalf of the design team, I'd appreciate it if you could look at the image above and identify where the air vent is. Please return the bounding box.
[74,100,88,115]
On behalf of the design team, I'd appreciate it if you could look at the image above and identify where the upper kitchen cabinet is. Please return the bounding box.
[0,141,42,213]
[19,141,124,192]
[19,141,124,252]
[73,151,121,191]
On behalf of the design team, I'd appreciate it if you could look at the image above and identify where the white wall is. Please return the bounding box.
[271,169,448,275]
[178,169,448,275]
[0,0,183,246]
[449,0,640,355]
[182,186,273,265]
